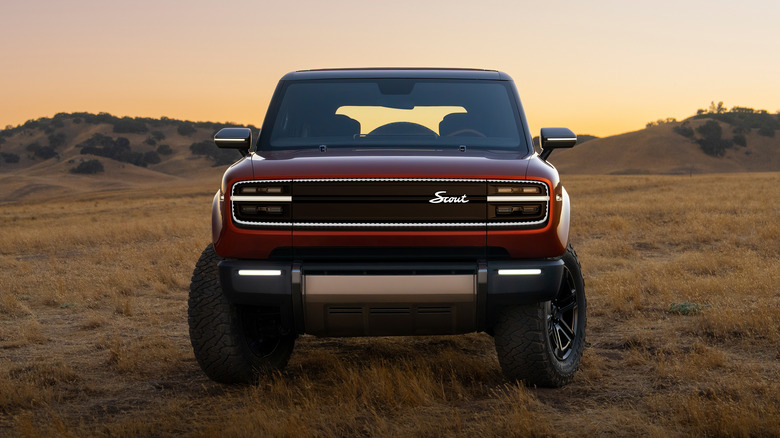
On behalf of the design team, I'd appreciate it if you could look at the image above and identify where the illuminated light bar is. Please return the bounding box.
[240,186,285,194]
[497,269,542,276]
[486,196,548,202]
[231,195,292,202]
[546,137,577,142]
[216,138,247,142]
[238,270,283,276]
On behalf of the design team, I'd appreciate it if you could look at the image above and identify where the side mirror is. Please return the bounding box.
[539,127,577,161]
[215,127,252,156]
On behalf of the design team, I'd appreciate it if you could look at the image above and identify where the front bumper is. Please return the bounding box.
[218,258,564,336]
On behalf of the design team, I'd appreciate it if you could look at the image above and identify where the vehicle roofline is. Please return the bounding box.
[280,68,510,81]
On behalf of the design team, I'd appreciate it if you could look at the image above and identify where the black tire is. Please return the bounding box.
[493,245,587,387]
[188,244,294,383]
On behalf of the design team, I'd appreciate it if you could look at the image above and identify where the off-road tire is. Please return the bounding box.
[188,244,294,383]
[493,245,586,387]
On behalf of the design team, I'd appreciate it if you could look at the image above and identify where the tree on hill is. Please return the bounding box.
[36,147,59,160]
[82,112,117,125]
[731,106,755,114]
[1,152,20,163]
[673,121,694,138]
[669,102,780,152]
[708,101,726,114]
[143,150,161,165]
[77,133,115,149]
[71,159,104,174]
[757,126,775,137]
[731,121,751,135]
[26,142,59,160]
[115,137,130,149]
[0,113,258,143]
[695,120,732,157]
[79,134,148,167]
[692,102,780,132]
[177,123,196,136]
[48,132,66,148]
[113,117,148,134]
[696,120,722,140]
[646,118,677,128]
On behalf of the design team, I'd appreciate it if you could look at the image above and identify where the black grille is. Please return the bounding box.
[292,181,485,225]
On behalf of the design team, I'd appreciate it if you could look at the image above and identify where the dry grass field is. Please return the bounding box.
[1,172,779,437]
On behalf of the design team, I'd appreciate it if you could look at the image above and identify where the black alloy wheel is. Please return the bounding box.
[548,266,579,361]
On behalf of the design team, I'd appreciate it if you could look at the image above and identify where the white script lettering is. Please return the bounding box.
[429,191,469,204]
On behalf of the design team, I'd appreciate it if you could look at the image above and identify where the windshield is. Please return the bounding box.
[260,79,527,151]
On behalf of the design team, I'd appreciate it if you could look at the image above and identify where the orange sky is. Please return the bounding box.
[2,0,779,137]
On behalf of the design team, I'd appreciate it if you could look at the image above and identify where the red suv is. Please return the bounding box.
[189,69,586,387]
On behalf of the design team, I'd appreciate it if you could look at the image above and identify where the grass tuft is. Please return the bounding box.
[668,301,709,315]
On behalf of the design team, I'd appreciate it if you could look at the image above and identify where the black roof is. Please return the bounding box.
[281,68,511,81]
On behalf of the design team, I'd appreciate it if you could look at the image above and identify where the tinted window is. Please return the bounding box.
[262,79,526,151]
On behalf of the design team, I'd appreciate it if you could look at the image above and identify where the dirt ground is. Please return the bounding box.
[1,173,778,436]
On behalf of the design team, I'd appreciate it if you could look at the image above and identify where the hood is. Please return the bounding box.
[249,149,531,180]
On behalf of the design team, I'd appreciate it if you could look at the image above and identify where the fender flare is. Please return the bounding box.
[556,187,571,249]
[211,191,223,246]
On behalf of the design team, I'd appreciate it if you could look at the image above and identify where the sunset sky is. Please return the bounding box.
[2,0,778,137]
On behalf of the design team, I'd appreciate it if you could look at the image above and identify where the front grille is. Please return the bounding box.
[293,179,486,227]
[230,178,549,230]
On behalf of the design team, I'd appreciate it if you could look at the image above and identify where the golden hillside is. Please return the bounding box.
[551,119,779,175]
[0,113,243,202]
